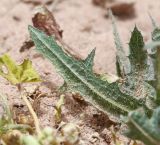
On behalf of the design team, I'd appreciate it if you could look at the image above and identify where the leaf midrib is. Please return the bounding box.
[130,117,158,145]
[32,28,131,113]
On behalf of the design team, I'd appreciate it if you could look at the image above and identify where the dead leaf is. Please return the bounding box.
[20,39,34,52]
[107,2,135,18]
[21,6,82,60]
[32,6,63,41]
[71,92,86,104]
[32,6,83,59]
[20,6,63,52]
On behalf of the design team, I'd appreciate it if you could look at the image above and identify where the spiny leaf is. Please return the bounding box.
[83,48,95,71]
[113,25,157,111]
[124,107,160,145]
[129,26,147,71]
[149,13,157,30]
[155,48,160,103]
[152,28,160,41]
[148,20,160,104]
[109,10,131,77]
[109,16,153,106]
[116,56,122,77]
[0,54,41,85]
[29,25,148,117]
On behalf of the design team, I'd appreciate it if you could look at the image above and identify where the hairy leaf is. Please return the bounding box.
[110,18,156,109]
[129,26,147,71]
[109,10,131,77]
[148,17,160,103]
[124,107,160,145]
[149,13,157,30]
[121,26,155,102]
[29,25,148,117]
[109,14,154,107]
[0,54,41,85]
[83,48,95,71]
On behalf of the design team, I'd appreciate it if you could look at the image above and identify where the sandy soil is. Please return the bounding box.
[0,0,160,144]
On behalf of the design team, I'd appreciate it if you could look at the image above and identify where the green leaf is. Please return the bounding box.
[115,26,156,109]
[110,12,155,108]
[0,93,13,124]
[109,10,131,77]
[124,107,160,145]
[54,95,64,122]
[147,19,160,104]
[129,26,147,71]
[149,13,157,31]
[21,135,40,145]
[0,124,32,135]
[0,54,41,85]
[28,25,148,117]
[0,93,32,135]
[83,48,95,71]
[116,56,122,77]
[152,28,160,41]
[155,48,160,103]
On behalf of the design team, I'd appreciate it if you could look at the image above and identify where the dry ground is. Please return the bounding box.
[0,0,160,144]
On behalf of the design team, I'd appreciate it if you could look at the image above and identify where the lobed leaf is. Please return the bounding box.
[147,17,160,103]
[28,25,148,117]
[0,54,41,85]
[83,48,95,72]
[110,20,156,109]
[129,26,147,71]
[109,10,131,77]
[112,23,157,110]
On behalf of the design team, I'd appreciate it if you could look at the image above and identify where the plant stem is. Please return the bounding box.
[17,84,41,135]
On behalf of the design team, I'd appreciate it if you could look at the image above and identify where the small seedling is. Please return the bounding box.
[54,94,65,123]
[0,54,41,134]
[0,55,79,145]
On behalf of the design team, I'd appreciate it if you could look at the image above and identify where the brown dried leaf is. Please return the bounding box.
[71,92,86,105]
[107,2,135,18]
[20,6,63,52]
[32,6,82,59]
[20,39,34,52]
[32,6,63,41]
[21,6,82,60]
